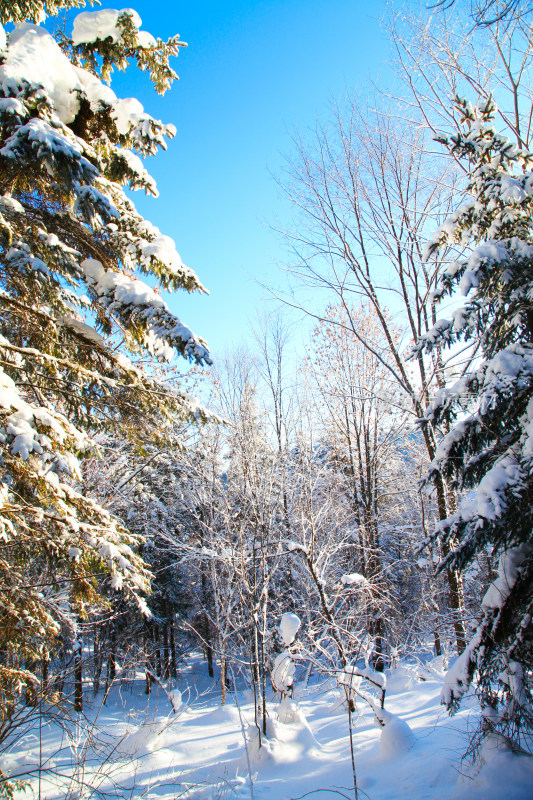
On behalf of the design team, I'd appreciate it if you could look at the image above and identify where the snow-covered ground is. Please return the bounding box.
[6,655,533,800]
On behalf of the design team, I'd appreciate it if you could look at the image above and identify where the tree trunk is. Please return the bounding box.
[371,617,385,672]
[93,625,102,695]
[169,618,177,679]
[155,624,162,678]
[163,622,170,680]
[41,655,49,692]
[74,635,83,713]
[206,632,214,679]
[220,650,227,707]
[432,462,467,654]
[104,623,116,701]
[25,660,37,707]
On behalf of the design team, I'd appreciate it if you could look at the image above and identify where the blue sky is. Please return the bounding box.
[76,1,392,361]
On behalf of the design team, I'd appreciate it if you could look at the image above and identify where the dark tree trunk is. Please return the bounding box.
[425,429,467,655]
[25,660,37,707]
[371,618,385,672]
[206,629,214,679]
[41,655,49,691]
[220,650,227,706]
[169,618,177,679]
[93,625,102,695]
[104,623,116,701]
[74,635,83,713]
[155,625,162,678]
[163,622,170,680]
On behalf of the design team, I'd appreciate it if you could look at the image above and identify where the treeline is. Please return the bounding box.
[42,304,487,721]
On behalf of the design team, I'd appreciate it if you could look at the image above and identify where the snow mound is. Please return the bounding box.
[378,711,416,759]
[242,712,320,772]
[453,734,533,800]
[118,720,177,756]
[277,698,307,724]
[203,703,241,725]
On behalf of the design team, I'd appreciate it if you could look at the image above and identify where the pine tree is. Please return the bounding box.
[416,96,533,749]
[0,3,210,712]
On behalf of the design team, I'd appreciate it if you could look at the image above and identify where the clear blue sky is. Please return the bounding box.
[74,1,392,361]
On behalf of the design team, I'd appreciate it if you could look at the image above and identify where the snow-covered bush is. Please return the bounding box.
[271,612,301,698]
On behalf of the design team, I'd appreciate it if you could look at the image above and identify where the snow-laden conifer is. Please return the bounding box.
[416,96,533,748]
[0,4,211,706]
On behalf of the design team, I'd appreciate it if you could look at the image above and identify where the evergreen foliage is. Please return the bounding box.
[416,96,533,747]
[0,4,210,706]
[1,0,87,27]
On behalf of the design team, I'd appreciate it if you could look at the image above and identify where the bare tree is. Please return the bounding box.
[431,0,533,26]
[390,2,533,149]
[278,100,468,652]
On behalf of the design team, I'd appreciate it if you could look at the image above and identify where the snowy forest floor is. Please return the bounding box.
[6,654,533,800]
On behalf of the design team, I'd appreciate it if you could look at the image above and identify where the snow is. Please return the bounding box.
[136,30,157,49]
[499,175,527,204]
[482,543,532,611]
[244,711,320,771]
[8,653,533,800]
[72,63,117,109]
[80,257,105,283]
[378,711,416,758]
[112,97,145,135]
[279,611,301,646]
[1,118,96,185]
[337,666,362,695]
[0,24,83,123]
[443,452,522,528]
[0,195,25,214]
[277,697,305,724]
[7,412,44,459]
[441,543,533,710]
[272,652,296,692]
[168,689,183,713]
[81,258,165,309]
[0,367,24,412]
[72,9,142,46]
[117,147,157,193]
[285,539,305,552]
[359,665,387,689]
[58,317,105,347]
[498,661,528,709]
[140,234,186,274]
[340,571,368,586]
[459,241,509,296]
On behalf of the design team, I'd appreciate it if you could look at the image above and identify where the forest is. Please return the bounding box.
[0,0,533,798]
